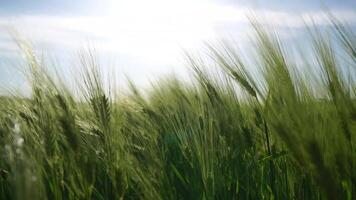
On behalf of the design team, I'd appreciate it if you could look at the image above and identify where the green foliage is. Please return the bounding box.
[0,22,355,200]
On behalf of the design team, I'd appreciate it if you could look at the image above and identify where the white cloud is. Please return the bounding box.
[256,9,356,28]
[0,0,355,90]
[0,4,354,53]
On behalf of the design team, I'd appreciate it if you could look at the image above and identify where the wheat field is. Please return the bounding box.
[0,22,355,200]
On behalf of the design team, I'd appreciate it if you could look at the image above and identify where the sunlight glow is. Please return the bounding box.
[97,0,246,64]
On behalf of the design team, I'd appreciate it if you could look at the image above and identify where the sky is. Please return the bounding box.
[0,0,355,95]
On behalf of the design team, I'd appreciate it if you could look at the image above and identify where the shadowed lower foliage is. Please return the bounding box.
[0,22,355,200]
